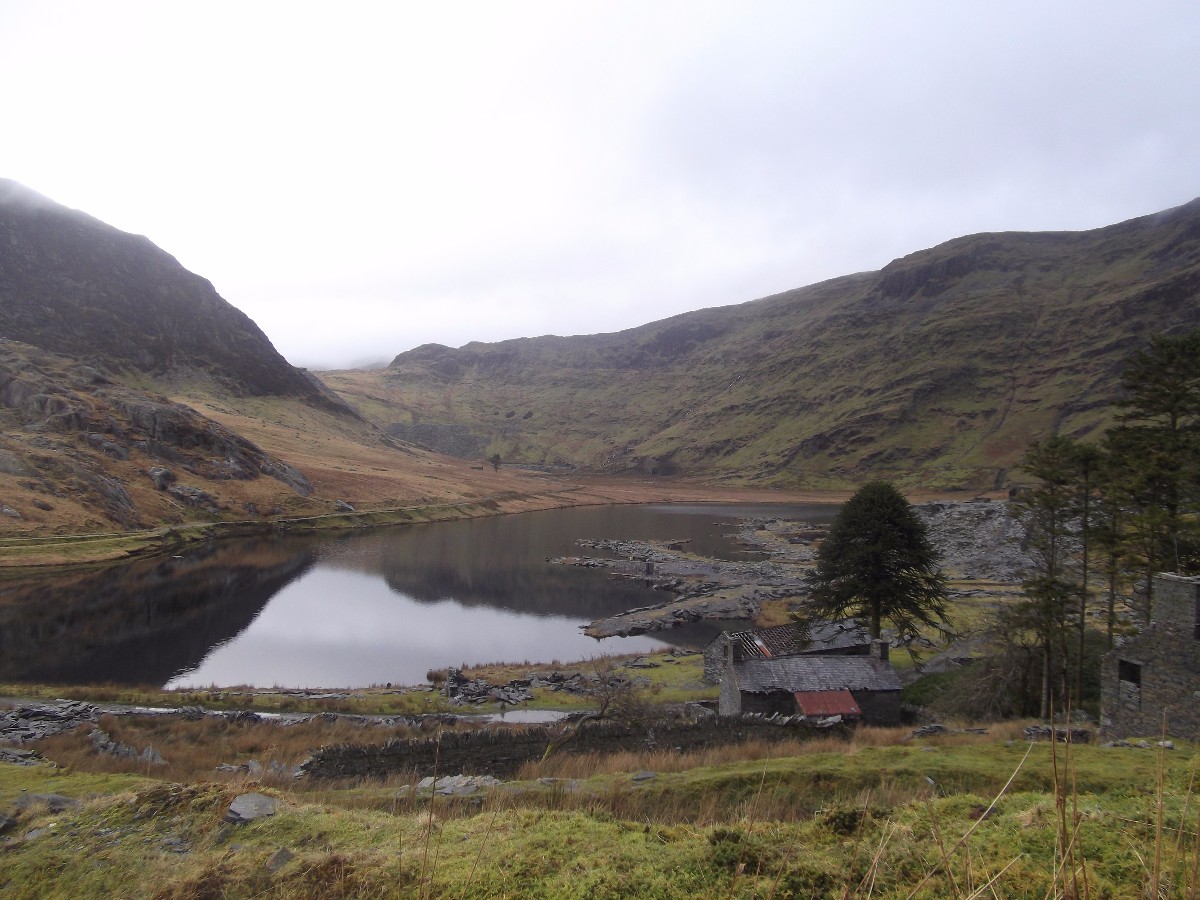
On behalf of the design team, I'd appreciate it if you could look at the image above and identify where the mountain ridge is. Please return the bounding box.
[328,197,1200,490]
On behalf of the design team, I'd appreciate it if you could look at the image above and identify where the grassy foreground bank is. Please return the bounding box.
[3,722,1198,898]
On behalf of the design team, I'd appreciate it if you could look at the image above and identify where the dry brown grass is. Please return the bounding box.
[517,725,932,782]
[35,714,440,784]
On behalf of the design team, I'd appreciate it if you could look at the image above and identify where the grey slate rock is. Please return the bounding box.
[225,792,279,824]
[147,466,176,489]
[0,747,42,766]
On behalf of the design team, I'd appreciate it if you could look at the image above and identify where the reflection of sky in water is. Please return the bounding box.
[167,569,666,689]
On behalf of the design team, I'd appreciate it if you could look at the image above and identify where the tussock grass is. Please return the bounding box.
[518,725,916,782]
[32,714,452,785]
[5,722,1200,898]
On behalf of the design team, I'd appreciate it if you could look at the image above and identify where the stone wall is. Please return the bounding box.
[703,636,731,684]
[1101,574,1200,741]
[854,690,902,726]
[299,716,838,780]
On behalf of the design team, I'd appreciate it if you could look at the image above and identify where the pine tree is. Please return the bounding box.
[1106,329,1200,608]
[1014,435,1081,718]
[805,480,949,645]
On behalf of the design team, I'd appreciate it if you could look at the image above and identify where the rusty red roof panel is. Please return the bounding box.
[793,690,862,718]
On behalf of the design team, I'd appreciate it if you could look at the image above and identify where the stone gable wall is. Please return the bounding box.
[1101,575,1200,741]
[704,635,732,684]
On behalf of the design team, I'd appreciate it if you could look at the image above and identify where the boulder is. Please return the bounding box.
[225,792,279,825]
[168,484,220,513]
[0,450,32,476]
[147,466,176,490]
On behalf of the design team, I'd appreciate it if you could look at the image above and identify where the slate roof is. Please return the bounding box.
[723,619,870,660]
[732,655,901,694]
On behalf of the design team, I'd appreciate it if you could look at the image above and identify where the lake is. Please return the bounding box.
[0,502,838,688]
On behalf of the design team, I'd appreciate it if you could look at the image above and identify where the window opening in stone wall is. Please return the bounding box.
[1118,659,1142,709]
[1118,659,1141,685]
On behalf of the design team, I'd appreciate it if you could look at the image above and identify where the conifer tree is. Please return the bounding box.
[1107,329,1200,597]
[1014,435,1084,717]
[806,480,949,645]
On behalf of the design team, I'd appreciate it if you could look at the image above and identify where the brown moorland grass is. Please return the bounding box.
[33,714,434,784]
[6,717,1200,898]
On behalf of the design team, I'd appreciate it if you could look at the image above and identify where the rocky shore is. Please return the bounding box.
[562,498,1032,638]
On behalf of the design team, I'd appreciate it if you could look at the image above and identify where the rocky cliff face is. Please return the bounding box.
[0,339,314,528]
[331,199,1200,490]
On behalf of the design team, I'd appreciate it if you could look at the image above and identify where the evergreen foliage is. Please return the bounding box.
[805,480,949,644]
[1001,328,1200,717]
[1108,328,1200,578]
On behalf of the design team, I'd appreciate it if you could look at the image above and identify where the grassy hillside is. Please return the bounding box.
[328,198,1200,490]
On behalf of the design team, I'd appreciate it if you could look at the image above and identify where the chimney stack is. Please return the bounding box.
[871,639,889,661]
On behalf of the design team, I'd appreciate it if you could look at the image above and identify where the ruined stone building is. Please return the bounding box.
[719,638,901,725]
[702,618,870,684]
[1101,573,1200,741]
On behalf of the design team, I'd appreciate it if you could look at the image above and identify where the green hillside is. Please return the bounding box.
[327,198,1200,490]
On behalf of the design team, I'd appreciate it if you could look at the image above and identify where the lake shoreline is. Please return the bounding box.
[0,473,984,573]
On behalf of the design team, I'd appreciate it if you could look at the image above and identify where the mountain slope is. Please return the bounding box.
[0,181,560,536]
[327,199,1200,490]
[0,180,343,405]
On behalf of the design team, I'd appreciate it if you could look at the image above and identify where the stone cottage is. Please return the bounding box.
[1101,573,1200,741]
[719,639,902,725]
[702,618,871,684]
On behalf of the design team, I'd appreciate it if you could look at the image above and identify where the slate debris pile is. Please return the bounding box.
[0,700,99,743]
[89,727,167,766]
[443,668,535,705]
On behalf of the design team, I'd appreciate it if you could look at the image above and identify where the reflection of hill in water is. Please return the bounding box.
[0,539,314,684]
[1,507,788,686]
[316,516,665,618]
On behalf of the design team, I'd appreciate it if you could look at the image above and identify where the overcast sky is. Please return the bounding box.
[2,2,1198,369]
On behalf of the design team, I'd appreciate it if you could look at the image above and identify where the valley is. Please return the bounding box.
[326,199,1200,492]
[2,181,1199,897]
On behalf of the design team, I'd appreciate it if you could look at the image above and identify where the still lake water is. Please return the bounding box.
[0,503,838,689]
